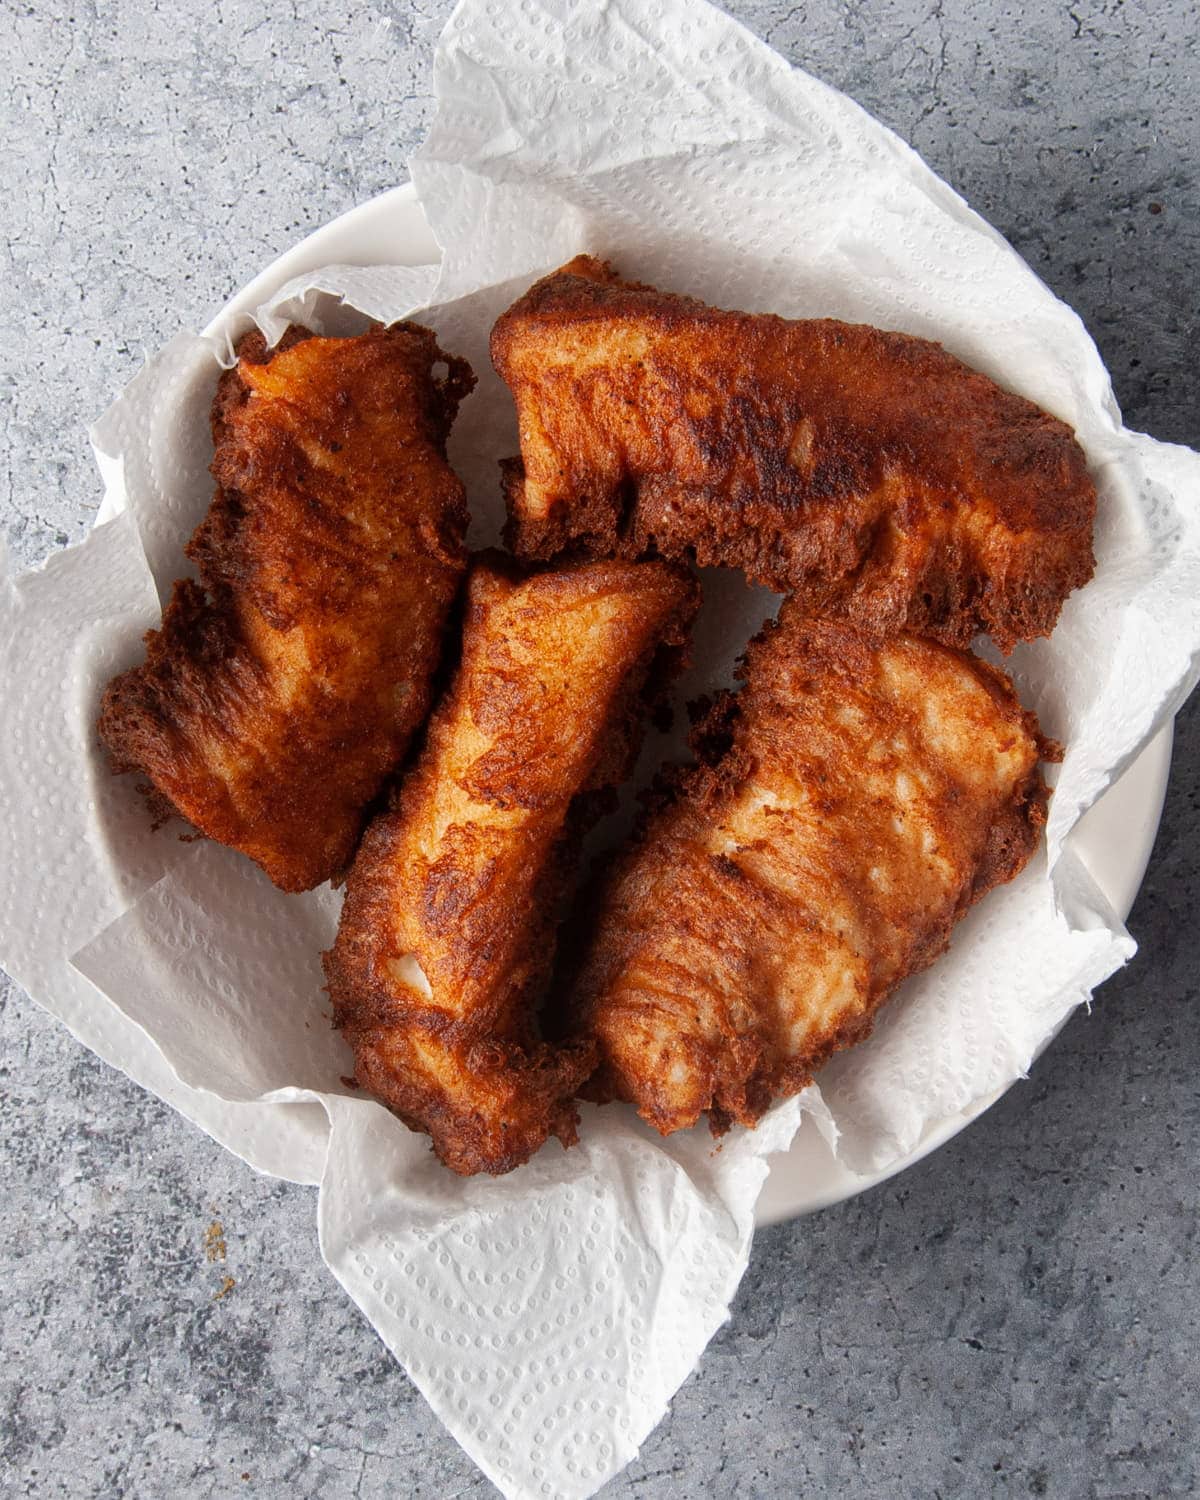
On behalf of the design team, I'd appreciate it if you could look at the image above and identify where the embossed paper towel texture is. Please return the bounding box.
[3,1,1200,1497]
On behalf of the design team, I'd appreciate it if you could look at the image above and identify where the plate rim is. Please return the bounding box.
[196,180,1174,1225]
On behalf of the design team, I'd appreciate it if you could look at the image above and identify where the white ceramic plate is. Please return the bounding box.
[196,181,1173,1224]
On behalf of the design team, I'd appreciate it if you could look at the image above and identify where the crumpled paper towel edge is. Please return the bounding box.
[315,1091,808,1500]
[2,2,1197,1490]
[416,0,1118,446]
[14,128,1196,1214]
[0,520,329,1186]
[41,263,1200,1199]
[413,0,1197,900]
[1068,432,1200,807]
[4,266,442,1188]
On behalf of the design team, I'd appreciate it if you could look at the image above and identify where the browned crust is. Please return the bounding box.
[569,606,1054,1136]
[323,553,700,1175]
[492,255,1096,652]
[98,322,475,892]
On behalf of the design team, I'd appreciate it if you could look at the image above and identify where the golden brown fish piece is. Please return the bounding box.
[99,323,474,892]
[492,256,1095,652]
[569,605,1054,1136]
[323,554,699,1176]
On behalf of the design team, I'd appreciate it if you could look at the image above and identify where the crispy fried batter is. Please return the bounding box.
[492,256,1095,651]
[99,323,474,892]
[323,554,699,1175]
[568,604,1054,1135]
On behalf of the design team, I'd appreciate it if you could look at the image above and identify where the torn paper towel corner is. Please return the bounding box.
[4,2,1200,1497]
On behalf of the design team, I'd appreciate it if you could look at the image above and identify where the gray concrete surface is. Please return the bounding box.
[2,1,1197,1495]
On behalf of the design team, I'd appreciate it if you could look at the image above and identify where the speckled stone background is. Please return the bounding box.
[2,2,1197,1496]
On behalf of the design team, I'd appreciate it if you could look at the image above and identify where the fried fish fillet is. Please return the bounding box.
[568,605,1054,1135]
[492,256,1095,651]
[99,323,474,892]
[323,554,699,1175]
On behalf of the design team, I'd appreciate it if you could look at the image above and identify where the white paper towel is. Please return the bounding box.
[3,2,1200,1497]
